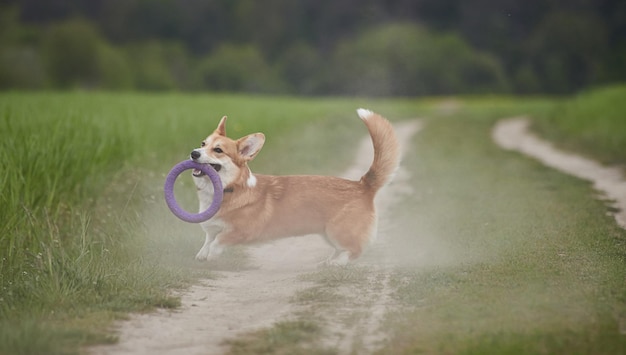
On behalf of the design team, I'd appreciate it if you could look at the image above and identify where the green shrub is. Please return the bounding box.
[41,18,104,88]
[535,85,626,165]
[196,43,285,93]
[97,43,134,90]
[526,12,609,94]
[0,46,47,89]
[0,7,47,89]
[125,41,178,91]
[328,23,509,96]
[275,42,325,95]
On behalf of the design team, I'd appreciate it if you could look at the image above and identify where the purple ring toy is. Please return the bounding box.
[164,160,223,223]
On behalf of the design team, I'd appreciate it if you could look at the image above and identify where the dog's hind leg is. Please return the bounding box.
[325,229,363,266]
[317,247,343,267]
[207,238,225,260]
[324,215,376,265]
[328,250,351,266]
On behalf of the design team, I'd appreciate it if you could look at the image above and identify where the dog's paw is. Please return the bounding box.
[206,253,222,261]
[327,251,351,267]
[317,256,351,268]
[327,260,349,268]
[195,247,210,261]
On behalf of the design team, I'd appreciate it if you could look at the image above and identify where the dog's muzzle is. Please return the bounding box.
[190,150,222,177]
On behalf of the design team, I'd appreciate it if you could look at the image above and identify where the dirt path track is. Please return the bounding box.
[91,120,422,355]
[91,116,626,355]
[493,117,626,230]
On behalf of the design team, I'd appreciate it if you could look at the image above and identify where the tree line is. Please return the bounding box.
[1,0,624,96]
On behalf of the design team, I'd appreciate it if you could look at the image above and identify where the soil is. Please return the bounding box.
[90,120,422,355]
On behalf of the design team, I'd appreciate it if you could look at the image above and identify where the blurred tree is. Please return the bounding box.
[274,42,325,95]
[122,0,183,41]
[125,41,188,91]
[513,63,541,94]
[0,5,46,89]
[2,0,624,94]
[599,0,626,83]
[97,0,234,55]
[0,46,46,89]
[41,18,103,88]
[330,23,424,96]
[195,43,285,93]
[297,0,387,51]
[96,42,133,90]
[233,0,298,57]
[526,12,608,93]
[328,23,508,96]
[96,0,141,42]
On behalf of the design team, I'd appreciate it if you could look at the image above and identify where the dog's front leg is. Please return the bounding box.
[195,231,214,261]
[205,227,248,261]
[195,222,222,261]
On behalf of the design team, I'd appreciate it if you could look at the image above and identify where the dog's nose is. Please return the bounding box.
[190,150,201,160]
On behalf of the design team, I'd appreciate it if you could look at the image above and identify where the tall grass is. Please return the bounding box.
[0,91,400,354]
[379,96,626,353]
[1,94,125,311]
[4,88,621,354]
[534,84,626,165]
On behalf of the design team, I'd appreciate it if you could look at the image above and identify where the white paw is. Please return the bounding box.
[195,246,210,261]
[328,260,349,267]
[206,240,225,260]
[327,251,351,267]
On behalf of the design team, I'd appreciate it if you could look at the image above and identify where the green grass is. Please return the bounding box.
[0,91,413,354]
[224,320,334,355]
[533,84,626,165]
[378,97,626,354]
[1,87,625,354]
[232,90,626,354]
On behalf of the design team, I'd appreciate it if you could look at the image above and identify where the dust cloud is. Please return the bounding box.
[91,119,423,355]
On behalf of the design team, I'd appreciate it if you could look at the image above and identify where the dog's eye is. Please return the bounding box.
[213,147,223,153]
[201,141,206,147]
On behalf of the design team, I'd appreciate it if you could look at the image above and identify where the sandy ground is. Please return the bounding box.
[90,120,422,355]
[493,117,626,230]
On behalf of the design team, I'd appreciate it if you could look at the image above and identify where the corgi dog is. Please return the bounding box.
[190,109,399,266]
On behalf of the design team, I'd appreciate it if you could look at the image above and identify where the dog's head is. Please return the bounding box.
[190,116,265,189]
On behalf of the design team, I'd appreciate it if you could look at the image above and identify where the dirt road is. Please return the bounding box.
[89,115,626,355]
[91,120,422,355]
[493,117,626,230]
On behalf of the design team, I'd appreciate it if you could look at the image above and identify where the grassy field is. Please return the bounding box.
[533,84,626,165]
[380,98,626,353]
[0,92,410,354]
[217,91,626,354]
[1,88,625,354]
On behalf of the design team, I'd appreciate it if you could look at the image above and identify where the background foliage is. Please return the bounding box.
[1,0,624,95]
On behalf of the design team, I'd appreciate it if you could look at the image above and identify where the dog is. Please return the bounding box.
[190,109,400,266]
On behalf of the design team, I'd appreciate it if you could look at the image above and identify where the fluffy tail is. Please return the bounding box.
[357,108,400,192]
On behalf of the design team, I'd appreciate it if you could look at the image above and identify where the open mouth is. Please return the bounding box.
[192,163,222,177]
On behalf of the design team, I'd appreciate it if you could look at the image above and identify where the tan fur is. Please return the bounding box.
[191,109,400,265]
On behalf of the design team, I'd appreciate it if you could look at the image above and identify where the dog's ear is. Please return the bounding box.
[237,133,265,162]
[214,116,227,136]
